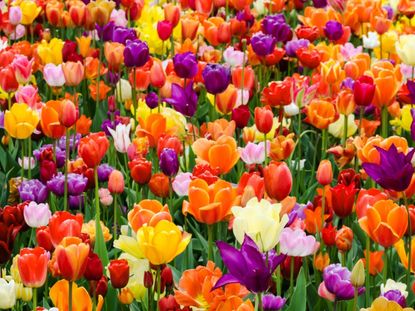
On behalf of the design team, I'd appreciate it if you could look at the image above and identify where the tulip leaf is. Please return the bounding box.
[286,267,306,311]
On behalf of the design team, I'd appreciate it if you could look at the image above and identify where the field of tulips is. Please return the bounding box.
[3,0,415,310]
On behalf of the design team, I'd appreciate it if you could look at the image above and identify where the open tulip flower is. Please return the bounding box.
[3,0,415,310]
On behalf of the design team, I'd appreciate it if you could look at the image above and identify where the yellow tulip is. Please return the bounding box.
[4,103,39,139]
[75,36,92,58]
[19,0,41,25]
[137,220,191,265]
[328,114,358,138]
[390,105,413,133]
[396,34,415,66]
[361,297,414,311]
[113,235,144,259]
[37,38,64,65]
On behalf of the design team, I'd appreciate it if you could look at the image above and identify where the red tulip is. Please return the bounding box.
[353,75,375,107]
[330,183,358,218]
[322,223,337,247]
[59,99,78,128]
[0,66,19,93]
[78,132,109,168]
[263,162,292,201]
[36,226,54,251]
[108,259,129,288]
[254,106,273,134]
[157,20,173,41]
[84,252,103,281]
[17,247,50,288]
[232,105,250,129]
[316,160,333,186]
[108,170,125,194]
[49,211,84,247]
[129,157,152,185]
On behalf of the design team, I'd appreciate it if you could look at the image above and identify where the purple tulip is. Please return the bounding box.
[112,26,137,44]
[406,80,415,104]
[202,64,231,94]
[106,71,120,86]
[324,20,344,41]
[285,39,310,57]
[262,294,286,311]
[382,290,406,307]
[173,52,198,79]
[0,111,4,129]
[123,39,150,68]
[19,179,48,203]
[262,15,292,42]
[67,173,88,195]
[362,144,415,192]
[69,194,85,210]
[159,148,179,177]
[213,235,286,293]
[236,10,255,28]
[96,21,115,41]
[97,163,114,182]
[58,133,81,152]
[383,5,394,19]
[322,264,365,300]
[250,33,276,57]
[165,82,198,117]
[47,173,65,196]
[341,77,355,90]
[146,92,159,109]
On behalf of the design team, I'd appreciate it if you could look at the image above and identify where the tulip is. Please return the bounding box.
[165,82,198,117]
[49,211,84,247]
[123,39,149,68]
[84,252,104,281]
[280,228,319,256]
[17,247,49,288]
[324,20,344,41]
[254,106,274,134]
[202,63,231,95]
[11,54,33,84]
[23,202,51,228]
[108,259,129,288]
[108,170,124,194]
[262,295,286,311]
[172,52,198,79]
[62,61,85,87]
[238,141,269,165]
[261,80,292,107]
[316,160,333,186]
[55,236,90,281]
[128,200,172,232]
[0,66,19,94]
[263,162,292,201]
[128,157,152,185]
[136,220,191,265]
[0,279,16,309]
[351,260,365,288]
[305,99,337,130]
[396,34,415,66]
[4,103,39,140]
[335,226,353,252]
[330,183,358,218]
[37,38,64,65]
[232,105,250,128]
[59,100,77,128]
[9,6,22,25]
[233,197,288,252]
[78,132,110,168]
[149,173,171,198]
[43,64,66,88]
[157,20,173,41]
[250,33,276,56]
[159,148,179,177]
[354,76,376,107]
[19,0,41,25]
[108,123,131,153]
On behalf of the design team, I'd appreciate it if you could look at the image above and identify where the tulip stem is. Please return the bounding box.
[404,193,412,288]
[156,266,161,311]
[353,287,358,311]
[383,248,388,283]
[381,106,388,138]
[333,299,337,311]
[264,133,268,166]
[113,194,118,241]
[207,224,214,261]
[320,187,326,251]
[27,138,32,179]
[32,287,37,311]
[365,236,371,305]
[342,114,348,147]
[132,67,138,122]
[255,292,263,311]
[321,129,327,159]
[289,256,294,298]
[69,281,73,311]
[359,107,364,136]
[64,129,70,211]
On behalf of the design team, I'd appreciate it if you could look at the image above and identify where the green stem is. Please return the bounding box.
[359,107,364,136]
[383,248,388,283]
[64,129,70,211]
[276,244,281,296]
[342,114,348,146]
[113,194,118,241]
[381,106,388,138]
[21,139,25,180]
[69,281,73,311]
[156,266,161,311]
[255,292,263,311]
[207,224,214,261]
[404,193,412,288]
[7,92,11,109]
[354,288,358,311]
[321,129,328,159]
[264,133,268,166]
[27,138,32,179]
[333,299,337,311]
[365,236,371,305]
[289,256,294,297]
[320,187,326,251]
[32,287,37,311]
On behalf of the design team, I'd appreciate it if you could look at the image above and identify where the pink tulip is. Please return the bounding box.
[223,47,246,68]
[43,64,66,87]
[279,227,319,257]
[15,85,41,110]
[238,142,270,165]
[110,9,128,27]
[23,202,52,228]
[172,173,192,196]
[340,43,362,61]
[318,282,336,302]
[10,25,25,40]
[99,188,113,206]
[9,7,22,25]
[11,54,33,84]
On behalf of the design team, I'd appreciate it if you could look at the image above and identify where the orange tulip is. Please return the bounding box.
[84,57,107,80]
[395,238,415,273]
[148,173,170,198]
[76,36,92,58]
[344,54,371,80]
[357,135,409,164]
[336,89,355,116]
[76,115,92,135]
[216,84,238,115]
[200,119,236,140]
[164,3,180,27]
[371,60,402,108]
[50,279,104,311]
[128,199,172,232]
[231,0,253,10]
[86,0,115,26]
[181,16,200,40]
[183,178,237,224]
[129,67,151,91]
[89,80,111,101]
[358,199,407,248]
[269,134,295,161]
[62,61,85,87]
[135,113,167,148]
[55,236,90,281]
[41,100,66,139]
[150,59,166,88]
[305,206,329,234]
[192,135,240,174]
[18,247,49,288]
[232,66,255,90]
[263,162,292,201]
[362,250,384,275]
[305,99,337,129]
[46,0,64,27]
[314,252,330,271]
[104,42,124,72]
[316,160,333,186]
[69,0,86,26]
[195,0,213,15]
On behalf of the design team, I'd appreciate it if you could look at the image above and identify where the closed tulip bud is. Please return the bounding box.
[84,252,103,281]
[108,170,125,194]
[159,295,181,311]
[0,66,19,93]
[316,160,333,186]
[59,100,77,128]
[157,20,173,41]
[150,60,166,88]
[232,105,250,129]
[322,223,337,247]
[161,266,173,287]
[263,162,292,201]
[108,259,129,288]
[335,226,353,252]
[129,157,152,185]
[314,252,330,272]
[254,106,273,134]
[118,287,134,305]
[351,260,365,287]
[144,271,153,288]
[164,4,180,27]
[149,173,170,198]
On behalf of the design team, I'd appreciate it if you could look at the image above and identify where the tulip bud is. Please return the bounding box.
[108,259,129,289]
[254,106,273,134]
[144,271,153,288]
[118,287,134,305]
[60,100,77,128]
[149,173,170,198]
[232,105,250,129]
[351,260,365,287]
[159,295,181,311]
[89,275,108,298]
[108,95,116,112]
[322,223,337,247]
[281,256,302,280]
[314,252,330,272]
[316,160,333,186]
[84,252,103,281]
[108,170,125,194]
[36,226,53,251]
[263,162,292,201]
[157,20,173,41]
[335,226,353,252]
[161,266,173,288]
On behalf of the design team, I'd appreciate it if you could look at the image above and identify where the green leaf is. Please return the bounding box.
[286,267,307,311]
